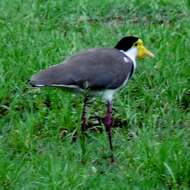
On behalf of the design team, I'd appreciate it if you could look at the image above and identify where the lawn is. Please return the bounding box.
[0,0,190,189]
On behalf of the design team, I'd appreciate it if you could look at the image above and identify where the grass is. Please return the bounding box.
[0,0,190,189]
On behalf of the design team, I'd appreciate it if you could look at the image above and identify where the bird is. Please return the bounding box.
[29,36,154,162]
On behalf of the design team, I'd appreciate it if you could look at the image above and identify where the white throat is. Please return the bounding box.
[120,47,137,69]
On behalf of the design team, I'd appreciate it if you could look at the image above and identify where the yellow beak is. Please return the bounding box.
[137,45,155,59]
[144,47,155,58]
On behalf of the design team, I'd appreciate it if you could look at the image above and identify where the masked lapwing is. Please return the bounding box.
[29,36,154,162]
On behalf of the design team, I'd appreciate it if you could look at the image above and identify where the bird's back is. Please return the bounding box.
[29,48,134,91]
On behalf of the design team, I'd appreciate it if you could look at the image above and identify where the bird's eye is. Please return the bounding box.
[134,43,138,47]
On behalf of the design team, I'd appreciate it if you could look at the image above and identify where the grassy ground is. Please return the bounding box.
[0,0,190,189]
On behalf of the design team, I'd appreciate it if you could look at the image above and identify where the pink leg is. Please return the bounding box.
[103,101,114,162]
[72,96,88,143]
[81,96,88,133]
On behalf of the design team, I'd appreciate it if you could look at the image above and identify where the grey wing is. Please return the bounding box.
[29,48,134,90]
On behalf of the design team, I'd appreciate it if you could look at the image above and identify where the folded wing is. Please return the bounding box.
[29,48,133,91]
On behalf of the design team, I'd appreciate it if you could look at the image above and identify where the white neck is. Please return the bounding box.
[120,47,137,69]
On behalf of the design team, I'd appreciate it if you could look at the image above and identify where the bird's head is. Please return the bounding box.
[115,36,154,59]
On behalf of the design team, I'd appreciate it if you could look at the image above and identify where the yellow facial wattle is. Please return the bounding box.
[135,39,154,59]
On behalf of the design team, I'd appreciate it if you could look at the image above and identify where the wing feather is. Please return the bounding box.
[29,48,133,91]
